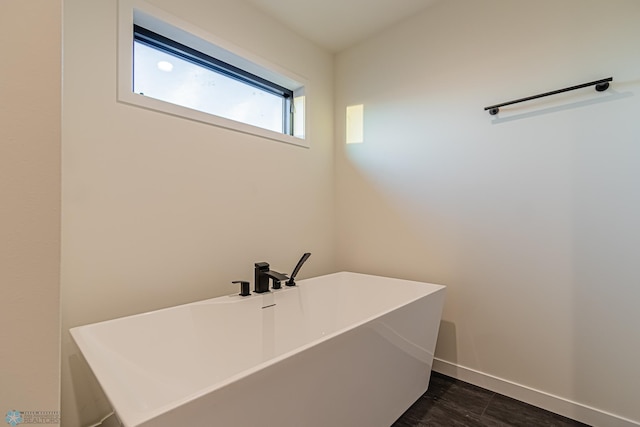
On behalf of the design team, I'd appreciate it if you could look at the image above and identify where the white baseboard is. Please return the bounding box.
[432,358,639,427]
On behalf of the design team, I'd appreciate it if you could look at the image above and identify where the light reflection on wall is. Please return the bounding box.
[346,104,364,144]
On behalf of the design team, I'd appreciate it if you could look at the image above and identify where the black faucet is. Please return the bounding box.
[254,262,289,293]
[253,253,311,293]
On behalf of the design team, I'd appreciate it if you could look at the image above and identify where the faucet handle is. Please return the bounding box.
[232,280,251,297]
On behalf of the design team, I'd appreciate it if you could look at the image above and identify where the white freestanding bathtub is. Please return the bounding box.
[70,272,446,427]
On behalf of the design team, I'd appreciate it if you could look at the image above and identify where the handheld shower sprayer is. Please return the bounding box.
[286,253,311,286]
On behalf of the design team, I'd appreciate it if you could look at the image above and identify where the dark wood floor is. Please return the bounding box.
[392,372,591,427]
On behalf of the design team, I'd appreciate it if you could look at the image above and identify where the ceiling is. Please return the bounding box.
[245,0,440,52]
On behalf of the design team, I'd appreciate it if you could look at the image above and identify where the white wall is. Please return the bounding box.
[336,0,640,425]
[61,0,335,425]
[0,0,62,425]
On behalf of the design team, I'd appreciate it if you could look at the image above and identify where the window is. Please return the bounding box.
[118,0,307,146]
[133,26,293,135]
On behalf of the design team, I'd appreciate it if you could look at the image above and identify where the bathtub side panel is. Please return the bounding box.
[140,287,446,427]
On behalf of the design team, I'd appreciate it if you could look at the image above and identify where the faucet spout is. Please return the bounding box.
[266,270,289,282]
[254,262,289,292]
[286,253,311,286]
[265,270,289,289]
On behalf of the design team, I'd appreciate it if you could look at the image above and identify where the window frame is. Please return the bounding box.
[117,0,309,147]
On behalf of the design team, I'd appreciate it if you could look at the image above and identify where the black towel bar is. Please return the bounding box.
[484,77,612,115]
